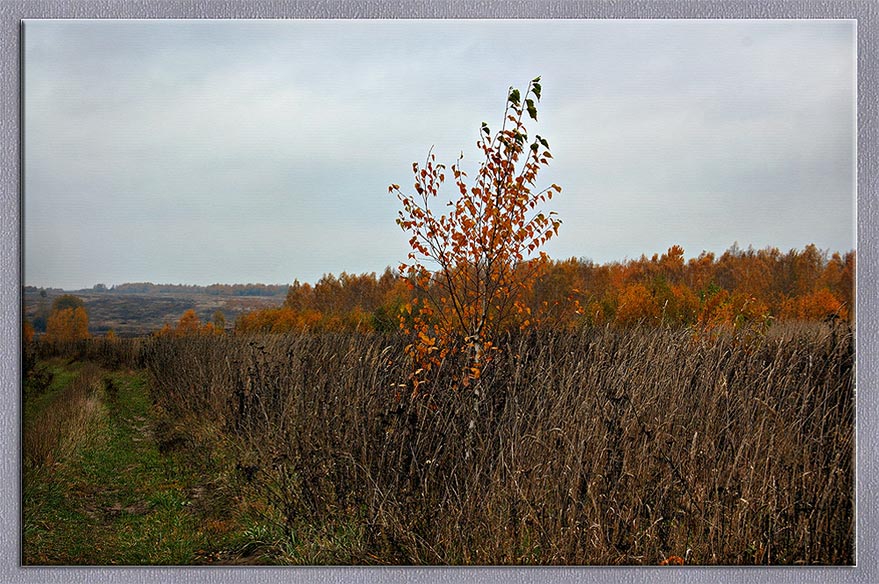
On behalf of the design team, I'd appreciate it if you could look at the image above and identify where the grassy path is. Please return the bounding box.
[23,363,243,565]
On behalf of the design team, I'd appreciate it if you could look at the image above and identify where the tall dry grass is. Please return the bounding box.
[133,322,853,565]
[23,363,105,469]
[35,337,145,370]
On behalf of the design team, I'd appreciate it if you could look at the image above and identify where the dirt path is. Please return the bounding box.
[23,365,238,565]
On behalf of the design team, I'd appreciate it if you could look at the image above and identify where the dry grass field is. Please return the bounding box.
[26,321,841,565]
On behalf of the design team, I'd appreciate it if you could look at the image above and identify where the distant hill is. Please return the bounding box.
[24,282,289,297]
[22,283,289,337]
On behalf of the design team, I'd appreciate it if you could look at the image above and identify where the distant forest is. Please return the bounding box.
[23,282,289,297]
[233,244,854,335]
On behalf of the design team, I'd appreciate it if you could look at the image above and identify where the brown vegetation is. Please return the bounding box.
[125,322,853,565]
[24,363,104,469]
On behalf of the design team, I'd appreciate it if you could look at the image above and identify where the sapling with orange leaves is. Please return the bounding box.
[390,78,562,394]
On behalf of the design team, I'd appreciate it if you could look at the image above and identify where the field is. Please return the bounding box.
[22,286,285,337]
[23,322,854,565]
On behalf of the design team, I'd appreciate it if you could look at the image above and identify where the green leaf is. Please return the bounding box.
[533,82,542,100]
[509,88,521,105]
[526,99,538,121]
[481,122,490,135]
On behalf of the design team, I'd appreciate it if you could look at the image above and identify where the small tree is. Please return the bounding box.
[212,310,227,333]
[390,77,562,392]
[44,306,90,343]
[23,320,35,344]
[176,309,202,336]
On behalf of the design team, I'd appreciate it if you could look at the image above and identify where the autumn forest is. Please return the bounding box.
[228,243,853,336]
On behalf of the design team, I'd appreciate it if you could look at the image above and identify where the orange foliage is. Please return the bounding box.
[235,306,333,334]
[663,283,700,326]
[390,78,562,391]
[228,244,853,342]
[155,309,226,338]
[154,323,174,338]
[780,288,848,321]
[698,289,770,331]
[176,309,201,336]
[23,320,35,344]
[615,283,660,327]
[44,306,90,343]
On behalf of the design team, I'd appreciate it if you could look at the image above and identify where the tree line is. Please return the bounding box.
[230,243,853,336]
[25,242,852,345]
[102,282,288,297]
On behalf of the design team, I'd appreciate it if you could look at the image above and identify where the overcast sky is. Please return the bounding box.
[23,19,855,290]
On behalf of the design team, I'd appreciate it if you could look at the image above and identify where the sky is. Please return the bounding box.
[23,19,856,290]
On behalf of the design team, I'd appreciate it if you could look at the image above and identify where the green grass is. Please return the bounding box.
[22,364,251,565]
[23,358,82,421]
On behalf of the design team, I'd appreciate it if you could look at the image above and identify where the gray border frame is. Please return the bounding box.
[2,1,874,583]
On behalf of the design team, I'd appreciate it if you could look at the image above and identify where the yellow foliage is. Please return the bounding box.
[176,309,201,336]
[23,320,35,344]
[615,283,659,327]
[780,288,847,321]
[44,306,90,343]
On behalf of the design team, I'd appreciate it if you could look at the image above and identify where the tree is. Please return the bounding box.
[614,282,659,327]
[155,309,230,337]
[23,320,35,344]
[33,289,50,333]
[44,305,90,343]
[52,294,85,313]
[176,309,201,336]
[390,78,562,391]
[212,310,227,333]
[781,288,848,321]
[43,295,90,343]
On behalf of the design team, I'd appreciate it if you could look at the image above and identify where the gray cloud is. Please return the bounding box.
[24,19,855,289]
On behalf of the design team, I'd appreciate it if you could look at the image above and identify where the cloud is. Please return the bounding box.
[24,19,855,289]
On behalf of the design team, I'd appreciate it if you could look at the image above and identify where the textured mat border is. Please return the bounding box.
[1,2,874,583]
